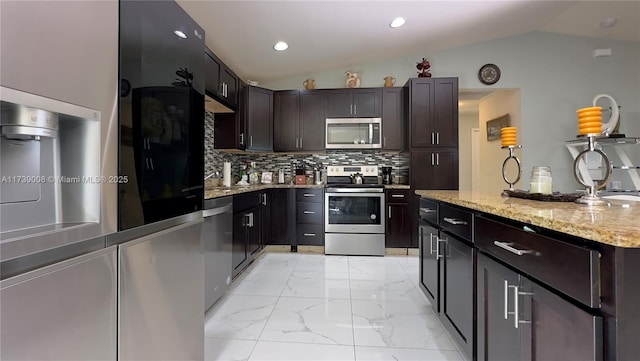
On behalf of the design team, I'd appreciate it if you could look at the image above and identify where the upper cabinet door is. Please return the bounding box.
[220,67,238,108]
[299,90,326,151]
[326,90,353,117]
[352,88,381,117]
[433,78,458,147]
[273,90,300,152]
[204,51,221,98]
[408,77,458,148]
[326,88,382,118]
[246,86,273,151]
[382,87,404,150]
[204,47,238,110]
[409,78,434,148]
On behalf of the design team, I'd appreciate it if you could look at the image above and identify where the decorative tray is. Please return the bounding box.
[503,189,583,202]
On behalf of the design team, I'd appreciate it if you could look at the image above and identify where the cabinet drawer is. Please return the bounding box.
[296,202,323,224]
[386,189,410,203]
[296,224,324,246]
[439,203,473,242]
[419,198,438,225]
[296,188,323,202]
[233,192,262,213]
[475,215,600,308]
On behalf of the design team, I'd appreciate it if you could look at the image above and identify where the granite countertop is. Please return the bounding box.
[415,190,640,248]
[204,179,411,199]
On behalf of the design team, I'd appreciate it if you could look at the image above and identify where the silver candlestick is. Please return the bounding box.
[501,145,522,196]
[573,134,612,206]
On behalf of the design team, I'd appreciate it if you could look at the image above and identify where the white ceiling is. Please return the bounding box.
[177,0,640,85]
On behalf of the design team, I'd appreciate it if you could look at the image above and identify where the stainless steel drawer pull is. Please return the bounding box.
[420,207,436,213]
[303,193,316,197]
[493,241,533,256]
[443,217,467,225]
[303,210,315,214]
[303,233,316,236]
[391,194,405,198]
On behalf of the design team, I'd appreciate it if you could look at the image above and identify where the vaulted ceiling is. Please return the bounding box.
[178,1,640,84]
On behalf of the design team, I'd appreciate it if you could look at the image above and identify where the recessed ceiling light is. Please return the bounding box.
[273,41,288,51]
[174,30,187,39]
[600,17,618,29]
[390,17,406,28]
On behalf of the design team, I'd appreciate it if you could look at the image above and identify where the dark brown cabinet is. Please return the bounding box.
[475,214,603,361]
[274,90,326,151]
[205,47,238,109]
[266,189,292,245]
[232,192,264,278]
[439,230,475,359]
[407,78,458,148]
[295,188,324,246]
[385,189,411,248]
[381,87,405,150]
[410,149,459,190]
[418,199,440,312]
[477,252,603,361]
[418,201,475,360]
[246,86,273,151]
[406,77,459,190]
[326,88,381,118]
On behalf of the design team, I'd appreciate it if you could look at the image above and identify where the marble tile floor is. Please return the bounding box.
[205,251,464,361]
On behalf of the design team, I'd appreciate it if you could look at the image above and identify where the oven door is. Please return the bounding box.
[325,189,385,233]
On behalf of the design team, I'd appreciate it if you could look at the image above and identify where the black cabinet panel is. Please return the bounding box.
[296,202,323,224]
[268,189,291,245]
[410,149,459,190]
[299,90,326,151]
[382,87,404,150]
[273,90,299,151]
[296,224,324,246]
[419,219,440,312]
[296,188,324,202]
[477,252,521,361]
[385,189,411,248]
[326,88,381,118]
[246,86,273,151]
[441,234,474,359]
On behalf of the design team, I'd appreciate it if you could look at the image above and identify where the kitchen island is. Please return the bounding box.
[416,190,640,361]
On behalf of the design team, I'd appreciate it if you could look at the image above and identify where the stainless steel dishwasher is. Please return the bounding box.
[204,196,233,311]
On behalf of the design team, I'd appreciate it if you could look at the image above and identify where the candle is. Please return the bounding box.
[501,127,517,147]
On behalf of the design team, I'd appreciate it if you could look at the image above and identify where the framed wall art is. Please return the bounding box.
[486,114,510,141]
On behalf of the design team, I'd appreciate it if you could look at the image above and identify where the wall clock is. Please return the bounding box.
[478,63,501,85]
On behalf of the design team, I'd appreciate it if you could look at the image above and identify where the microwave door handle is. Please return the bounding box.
[369,123,373,145]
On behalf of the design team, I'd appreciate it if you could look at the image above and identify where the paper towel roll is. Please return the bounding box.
[223,162,231,187]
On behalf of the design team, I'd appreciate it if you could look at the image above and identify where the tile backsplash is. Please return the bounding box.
[205,110,409,182]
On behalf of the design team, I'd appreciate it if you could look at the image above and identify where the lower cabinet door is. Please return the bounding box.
[521,276,603,361]
[419,219,440,312]
[477,252,521,361]
[232,212,248,275]
[441,233,474,359]
[247,207,262,256]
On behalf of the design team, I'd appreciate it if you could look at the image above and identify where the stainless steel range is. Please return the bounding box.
[324,165,385,256]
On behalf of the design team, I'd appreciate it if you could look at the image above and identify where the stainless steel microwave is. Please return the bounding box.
[325,118,382,149]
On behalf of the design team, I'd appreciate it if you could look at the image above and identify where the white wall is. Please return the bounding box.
[262,31,640,192]
[478,90,522,194]
[458,112,478,191]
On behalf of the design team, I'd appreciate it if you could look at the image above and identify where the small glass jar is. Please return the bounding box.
[529,166,553,194]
